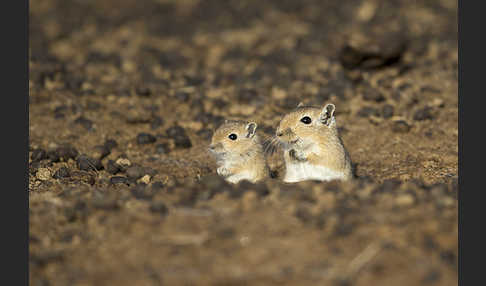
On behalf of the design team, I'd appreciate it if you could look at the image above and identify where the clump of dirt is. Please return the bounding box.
[29,0,457,285]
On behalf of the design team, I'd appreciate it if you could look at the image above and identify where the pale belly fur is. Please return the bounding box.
[226,170,255,184]
[284,161,346,183]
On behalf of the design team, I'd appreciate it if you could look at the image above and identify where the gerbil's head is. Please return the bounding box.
[209,120,260,161]
[275,103,337,149]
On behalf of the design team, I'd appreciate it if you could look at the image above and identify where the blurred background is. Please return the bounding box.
[30,0,457,285]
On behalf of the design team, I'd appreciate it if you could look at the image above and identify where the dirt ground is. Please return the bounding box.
[29,0,458,285]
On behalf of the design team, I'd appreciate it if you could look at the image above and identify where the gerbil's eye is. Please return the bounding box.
[300,116,312,124]
[228,133,237,140]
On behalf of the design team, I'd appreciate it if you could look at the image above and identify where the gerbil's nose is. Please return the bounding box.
[208,144,216,151]
[276,131,283,137]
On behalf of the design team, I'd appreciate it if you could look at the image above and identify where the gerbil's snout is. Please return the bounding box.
[208,143,223,153]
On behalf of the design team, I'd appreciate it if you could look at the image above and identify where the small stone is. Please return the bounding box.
[110,176,129,185]
[413,107,434,121]
[382,104,394,118]
[53,167,70,179]
[74,116,94,130]
[104,139,118,151]
[138,174,151,185]
[77,155,103,171]
[36,168,51,181]
[137,133,157,145]
[106,160,122,174]
[92,145,110,160]
[116,158,131,167]
[31,149,47,162]
[126,165,145,179]
[166,126,192,149]
[392,120,411,133]
[395,194,415,207]
[151,181,165,190]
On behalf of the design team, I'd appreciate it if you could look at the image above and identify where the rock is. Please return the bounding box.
[115,158,131,167]
[104,139,118,151]
[106,160,122,174]
[36,168,51,181]
[382,104,394,118]
[31,149,47,162]
[151,181,165,190]
[53,167,70,179]
[138,174,151,185]
[126,165,145,179]
[413,107,435,121]
[92,145,110,160]
[74,116,94,130]
[392,120,411,133]
[77,155,103,171]
[48,145,79,162]
[110,176,129,185]
[339,32,407,70]
[137,133,157,145]
[166,126,192,149]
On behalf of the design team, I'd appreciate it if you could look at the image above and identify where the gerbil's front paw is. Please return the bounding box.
[217,167,231,177]
[289,149,306,162]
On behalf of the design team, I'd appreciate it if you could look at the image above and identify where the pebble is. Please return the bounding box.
[138,174,151,185]
[106,160,122,174]
[382,104,394,118]
[126,165,145,179]
[53,167,70,179]
[413,107,434,121]
[36,168,51,181]
[392,120,411,133]
[77,155,103,171]
[116,158,131,167]
[137,133,157,145]
[31,149,47,162]
[166,126,192,149]
[74,116,94,130]
[104,139,118,150]
[110,176,129,185]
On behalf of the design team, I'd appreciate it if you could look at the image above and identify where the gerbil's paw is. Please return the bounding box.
[289,149,306,162]
[217,167,231,177]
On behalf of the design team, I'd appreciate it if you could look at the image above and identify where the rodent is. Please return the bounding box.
[209,120,269,184]
[272,102,353,183]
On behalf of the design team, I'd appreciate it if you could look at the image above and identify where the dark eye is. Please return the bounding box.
[300,116,312,124]
[228,133,237,140]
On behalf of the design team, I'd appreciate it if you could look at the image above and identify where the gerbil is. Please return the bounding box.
[270,103,353,183]
[209,120,269,184]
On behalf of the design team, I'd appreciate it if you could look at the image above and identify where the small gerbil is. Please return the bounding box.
[209,120,269,184]
[270,102,353,183]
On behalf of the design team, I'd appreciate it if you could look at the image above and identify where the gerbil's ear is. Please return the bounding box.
[319,103,336,126]
[245,122,258,138]
[297,102,304,108]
